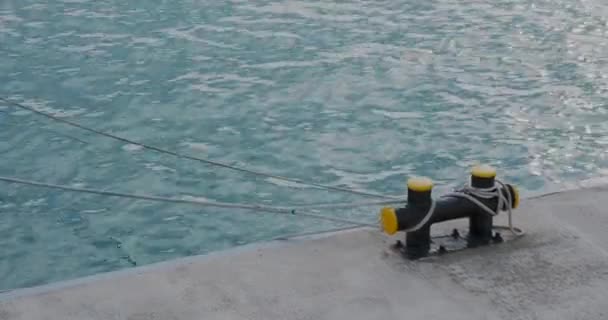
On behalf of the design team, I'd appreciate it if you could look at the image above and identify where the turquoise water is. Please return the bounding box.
[1,0,608,290]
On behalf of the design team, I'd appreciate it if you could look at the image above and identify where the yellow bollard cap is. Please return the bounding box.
[512,185,520,209]
[380,207,398,235]
[407,177,433,192]
[471,164,497,179]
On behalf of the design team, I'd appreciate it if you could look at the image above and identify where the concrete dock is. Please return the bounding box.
[2,180,608,320]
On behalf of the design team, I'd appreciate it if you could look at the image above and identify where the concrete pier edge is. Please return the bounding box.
[0,177,608,320]
[2,175,607,300]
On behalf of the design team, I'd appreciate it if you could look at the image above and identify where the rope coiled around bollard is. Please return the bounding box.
[403,180,524,236]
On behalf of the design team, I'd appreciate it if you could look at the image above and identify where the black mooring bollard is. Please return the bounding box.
[379,165,519,259]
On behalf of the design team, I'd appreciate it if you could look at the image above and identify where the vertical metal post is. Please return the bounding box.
[468,165,497,246]
[404,177,434,258]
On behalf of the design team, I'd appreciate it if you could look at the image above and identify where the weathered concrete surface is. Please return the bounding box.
[3,182,608,320]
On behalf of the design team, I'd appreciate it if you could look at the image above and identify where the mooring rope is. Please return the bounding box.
[403,200,436,232]
[0,97,399,200]
[0,176,399,228]
[1,97,525,238]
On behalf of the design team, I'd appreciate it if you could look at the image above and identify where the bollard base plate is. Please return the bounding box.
[391,227,519,260]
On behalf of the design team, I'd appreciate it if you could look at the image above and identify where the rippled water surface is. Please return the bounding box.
[1,0,608,290]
